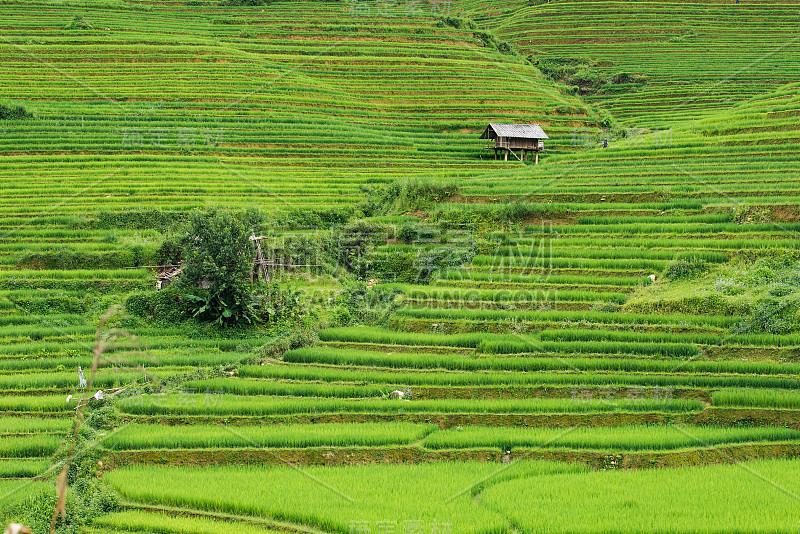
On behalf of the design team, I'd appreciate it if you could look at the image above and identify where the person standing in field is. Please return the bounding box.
[603,138,608,148]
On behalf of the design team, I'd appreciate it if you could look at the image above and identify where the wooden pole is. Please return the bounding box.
[535,151,539,165]
[504,149,508,161]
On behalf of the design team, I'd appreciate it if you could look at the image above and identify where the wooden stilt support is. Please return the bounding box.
[494,148,497,160]
[250,234,270,284]
[504,149,508,161]
[535,151,539,165]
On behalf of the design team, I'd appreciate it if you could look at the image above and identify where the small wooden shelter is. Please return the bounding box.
[249,234,319,283]
[480,123,548,163]
[250,234,276,284]
[156,265,183,290]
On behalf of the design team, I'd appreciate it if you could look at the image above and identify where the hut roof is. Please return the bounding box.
[480,123,549,139]
[158,265,183,280]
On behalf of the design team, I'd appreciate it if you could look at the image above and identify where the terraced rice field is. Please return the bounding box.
[456,0,800,127]
[0,0,602,228]
[2,0,800,533]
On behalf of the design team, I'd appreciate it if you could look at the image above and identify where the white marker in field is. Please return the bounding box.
[5,524,33,534]
[78,366,87,389]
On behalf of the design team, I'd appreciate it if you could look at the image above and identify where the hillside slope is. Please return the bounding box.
[452,0,800,127]
[3,2,800,534]
[0,0,601,219]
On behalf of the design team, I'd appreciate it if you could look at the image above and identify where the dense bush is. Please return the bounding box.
[0,101,32,120]
[329,220,393,275]
[283,206,354,229]
[713,255,800,334]
[362,178,457,216]
[154,236,183,266]
[530,55,647,96]
[17,248,156,270]
[255,323,317,360]
[431,202,558,228]
[475,31,517,57]
[664,257,709,281]
[439,16,477,30]
[2,476,117,534]
[255,282,306,324]
[7,294,86,315]
[124,286,184,326]
[254,316,318,360]
[368,228,475,284]
[178,209,258,326]
[738,293,800,335]
[412,245,475,284]
[65,14,95,30]
[222,0,272,5]
[89,209,185,232]
[332,279,401,326]
[397,223,441,245]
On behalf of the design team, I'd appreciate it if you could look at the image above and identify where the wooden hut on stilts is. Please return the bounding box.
[480,123,548,164]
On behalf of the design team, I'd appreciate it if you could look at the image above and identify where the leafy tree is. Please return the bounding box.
[178,209,257,326]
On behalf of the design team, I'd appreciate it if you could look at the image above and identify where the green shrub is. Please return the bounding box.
[737,293,800,335]
[66,14,94,30]
[398,224,419,244]
[610,72,648,85]
[89,209,185,232]
[155,236,183,266]
[283,206,354,229]
[332,280,401,326]
[3,479,117,534]
[474,31,517,57]
[124,286,184,326]
[222,0,272,5]
[0,101,32,120]
[363,178,457,216]
[412,245,475,284]
[329,220,393,276]
[598,110,615,129]
[664,257,709,281]
[17,248,156,270]
[439,16,477,30]
[6,294,86,315]
[431,202,559,228]
[531,55,645,96]
[254,317,317,360]
[254,282,306,324]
